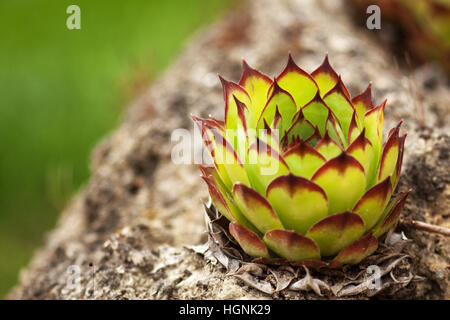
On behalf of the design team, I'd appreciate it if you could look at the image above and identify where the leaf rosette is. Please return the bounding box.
[193,55,408,266]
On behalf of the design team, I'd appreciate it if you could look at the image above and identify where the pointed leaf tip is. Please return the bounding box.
[239,59,272,87]
[373,190,410,238]
[315,130,343,160]
[311,54,339,82]
[325,75,351,100]
[352,82,373,112]
[275,54,318,108]
[311,55,340,97]
[378,121,404,186]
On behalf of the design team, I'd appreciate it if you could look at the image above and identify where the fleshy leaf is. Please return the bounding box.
[394,133,407,189]
[229,222,269,258]
[210,129,250,189]
[353,177,392,231]
[266,174,328,234]
[300,92,331,136]
[378,121,404,188]
[246,139,290,195]
[311,54,339,96]
[352,83,373,124]
[271,106,283,132]
[198,164,229,197]
[233,183,284,234]
[219,76,252,131]
[325,112,345,148]
[315,130,343,160]
[230,96,251,159]
[233,96,248,134]
[347,111,361,144]
[363,99,385,159]
[263,229,320,261]
[192,115,225,154]
[239,60,272,128]
[305,211,365,257]
[283,110,315,143]
[283,140,326,178]
[201,175,235,222]
[192,118,233,188]
[373,191,410,238]
[257,81,296,132]
[312,153,366,214]
[275,54,318,108]
[305,126,322,147]
[260,119,281,154]
[323,77,357,143]
[346,129,375,188]
[332,233,378,266]
[202,175,256,232]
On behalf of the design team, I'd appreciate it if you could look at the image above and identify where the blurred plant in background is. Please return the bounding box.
[349,0,450,75]
[0,0,232,297]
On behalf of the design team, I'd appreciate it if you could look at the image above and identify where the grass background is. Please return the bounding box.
[0,0,232,298]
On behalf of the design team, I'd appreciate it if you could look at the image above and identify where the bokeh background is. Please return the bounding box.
[0,0,233,297]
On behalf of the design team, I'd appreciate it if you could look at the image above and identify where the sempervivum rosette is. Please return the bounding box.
[193,55,408,267]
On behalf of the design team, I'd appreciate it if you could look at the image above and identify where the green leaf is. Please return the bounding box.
[266,174,328,234]
[201,175,256,232]
[263,229,320,261]
[257,81,296,132]
[331,233,378,266]
[305,211,365,257]
[246,139,290,195]
[283,110,315,143]
[347,111,361,144]
[373,191,410,238]
[325,112,346,148]
[259,119,281,154]
[229,222,269,258]
[363,99,385,165]
[377,121,405,188]
[353,177,392,231]
[275,54,318,108]
[351,83,373,126]
[192,116,233,189]
[315,131,343,160]
[311,54,339,97]
[239,60,272,129]
[197,165,229,197]
[346,129,376,188]
[283,140,326,179]
[219,76,252,131]
[233,183,284,234]
[228,96,251,160]
[312,153,366,214]
[210,128,250,189]
[301,92,331,136]
[305,126,322,147]
[323,78,357,143]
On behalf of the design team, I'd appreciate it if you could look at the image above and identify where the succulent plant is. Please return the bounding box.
[193,55,408,267]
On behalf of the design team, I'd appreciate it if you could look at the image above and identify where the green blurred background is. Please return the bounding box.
[0,0,232,298]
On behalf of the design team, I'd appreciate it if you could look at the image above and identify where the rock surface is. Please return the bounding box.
[9,0,449,299]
